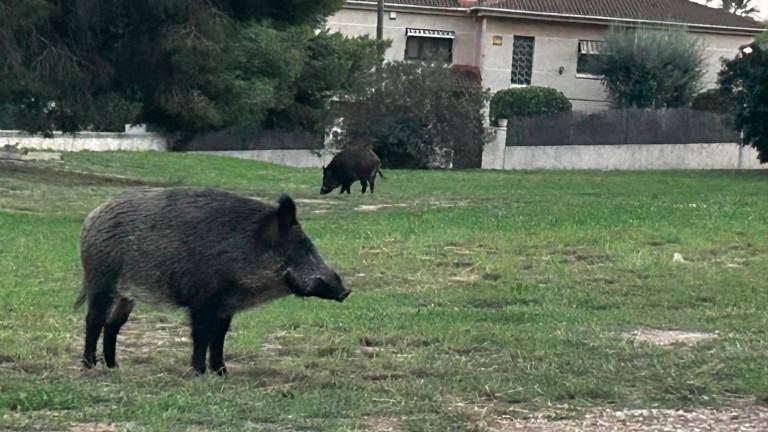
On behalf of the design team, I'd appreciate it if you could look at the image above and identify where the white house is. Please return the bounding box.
[327,0,765,111]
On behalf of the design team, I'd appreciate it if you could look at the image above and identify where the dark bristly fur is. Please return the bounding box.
[77,187,350,375]
[321,148,385,195]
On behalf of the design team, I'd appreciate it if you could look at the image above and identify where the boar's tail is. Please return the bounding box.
[377,168,386,180]
[74,289,87,310]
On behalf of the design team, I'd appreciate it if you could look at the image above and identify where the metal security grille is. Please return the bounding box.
[511,36,535,85]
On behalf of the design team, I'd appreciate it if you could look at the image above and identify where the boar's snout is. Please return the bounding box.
[309,272,351,302]
[320,186,331,195]
[284,269,350,302]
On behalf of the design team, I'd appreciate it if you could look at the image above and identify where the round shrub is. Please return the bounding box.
[489,86,572,123]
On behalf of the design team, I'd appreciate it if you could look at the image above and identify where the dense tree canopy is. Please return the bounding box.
[266,30,388,134]
[0,0,367,141]
[719,32,768,162]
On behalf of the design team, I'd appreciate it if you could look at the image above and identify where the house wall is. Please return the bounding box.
[483,17,609,111]
[327,7,755,112]
[326,8,478,65]
[692,31,754,88]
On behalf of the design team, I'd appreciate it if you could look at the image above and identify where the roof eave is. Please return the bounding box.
[471,7,764,35]
[344,1,470,16]
[341,1,764,35]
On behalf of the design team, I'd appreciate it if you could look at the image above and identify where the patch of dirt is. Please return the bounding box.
[624,328,718,347]
[489,406,768,431]
[363,416,402,432]
[360,336,432,349]
[117,313,190,361]
[425,200,470,208]
[443,242,499,256]
[67,422,123,432]
[0,163,164,187]
[355,204,408,212]
[436,260,474,268]
[294,198,338,205]
[560,253,612,266]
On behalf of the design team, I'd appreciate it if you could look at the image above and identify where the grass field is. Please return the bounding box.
[1,152,768,431]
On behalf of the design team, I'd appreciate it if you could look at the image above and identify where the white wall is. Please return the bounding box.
[503,143,765,170]
[0,130,167,152]
[193,150,338,168]
[482,127,766,170]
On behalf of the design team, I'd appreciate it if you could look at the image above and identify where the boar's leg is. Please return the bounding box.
[369,176,376,194]
[189,307,219,374]
[103,297,134,368]
[208,314,233,376]
[82,291,112,368]
[360,179,368,194]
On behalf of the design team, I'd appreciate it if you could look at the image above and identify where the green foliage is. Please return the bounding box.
[0,0,344,142]
[83,94,143,132]
[600,26,706,109]
[719,40,768,162]
[757,31,768,49]
[489,86,572,123]
[266,31,389,133]
[341,62,490,169]
[690,89,736,114]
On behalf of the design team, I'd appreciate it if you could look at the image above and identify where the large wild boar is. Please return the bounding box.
[76,187,350,375]
[321,147,384,194]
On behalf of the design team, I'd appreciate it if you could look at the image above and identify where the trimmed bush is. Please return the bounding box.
[341,61,491,169]
[690,89,735,114]
[600,26,705,109]
[489,86,571,123]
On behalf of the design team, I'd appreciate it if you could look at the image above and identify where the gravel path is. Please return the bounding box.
[491,406,768,431]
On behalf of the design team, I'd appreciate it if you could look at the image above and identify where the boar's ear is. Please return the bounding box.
[276,194,297,234]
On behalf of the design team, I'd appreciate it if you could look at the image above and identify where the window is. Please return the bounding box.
[577,40,604,76]
[511,36,535,85]
[405,28,454,63]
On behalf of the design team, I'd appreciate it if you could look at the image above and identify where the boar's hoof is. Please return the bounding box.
[82,355,97,369]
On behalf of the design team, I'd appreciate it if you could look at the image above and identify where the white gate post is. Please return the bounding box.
[482,120,507,170]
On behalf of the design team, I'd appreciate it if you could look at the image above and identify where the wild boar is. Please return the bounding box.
[321,148,385,194]
[76,187,350,375]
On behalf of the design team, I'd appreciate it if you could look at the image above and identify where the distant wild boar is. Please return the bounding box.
[321,147,384,194]
[76,187,350,375]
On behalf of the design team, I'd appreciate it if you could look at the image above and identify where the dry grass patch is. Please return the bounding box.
[624,328,718,347]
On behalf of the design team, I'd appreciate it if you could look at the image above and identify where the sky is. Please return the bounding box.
[691,0,768,21]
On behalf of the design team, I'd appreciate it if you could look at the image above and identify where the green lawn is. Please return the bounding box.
[1,152,767,431]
